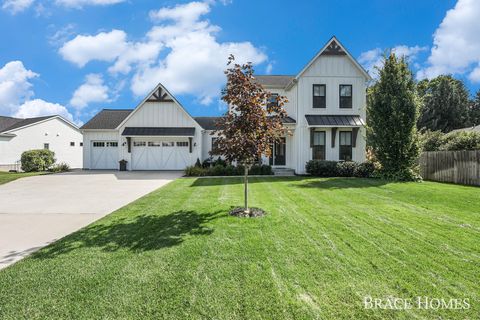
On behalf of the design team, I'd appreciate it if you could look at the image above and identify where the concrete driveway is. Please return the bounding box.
[0,170,181,269]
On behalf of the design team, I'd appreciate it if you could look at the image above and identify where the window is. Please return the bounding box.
[133,141,146,147]
[93,142,104,147]
[312,131,326,160]
[70,142,75,147]
[80,142,83,147]
[267,93,278,108]
[313,84,326,108]
[162,142,175,147]
[339,131,352,161]
[339,85,352,108]
[177,141,188,147]
[211,137,219,154]
[44,143,49,150]
[148,141,162,147]
[106,142,118,147]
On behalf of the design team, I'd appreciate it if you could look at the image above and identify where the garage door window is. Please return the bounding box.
[162,142,175,147]
[106,142,118,147]
[148,141,162,147]
[177,141,188,147]
[93,142,105,147]
[134,141,146,147]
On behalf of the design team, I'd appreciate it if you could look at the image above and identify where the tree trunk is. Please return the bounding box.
[244,165,249,213]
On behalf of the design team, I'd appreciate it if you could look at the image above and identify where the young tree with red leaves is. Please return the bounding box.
[212,55,288,215]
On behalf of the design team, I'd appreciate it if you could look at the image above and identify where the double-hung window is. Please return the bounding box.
[339,85,352,108]
[312,131,326,160]
[339,131,352,161]
[313,84,326,108]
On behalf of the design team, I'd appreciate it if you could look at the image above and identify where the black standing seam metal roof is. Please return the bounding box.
[305,114,365,126]
[122,127,195,136]
[0,115,56,133]
[80,109,133,130]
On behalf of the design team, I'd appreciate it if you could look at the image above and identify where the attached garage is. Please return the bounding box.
[90,141,118,169]
[131,139,190,170]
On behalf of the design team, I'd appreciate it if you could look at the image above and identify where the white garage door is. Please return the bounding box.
[132,139,190,170]
[91,141,118,169]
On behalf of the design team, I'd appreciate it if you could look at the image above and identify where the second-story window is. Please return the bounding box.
[267,93,278,108]
[313,84,326,108]
[339,85,352,108]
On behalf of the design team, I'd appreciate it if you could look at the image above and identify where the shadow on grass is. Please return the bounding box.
[294,177,391,189]
[189,176,302,187]
[32,210,222,259]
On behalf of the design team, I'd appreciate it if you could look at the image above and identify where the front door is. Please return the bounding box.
[269,138,286,166]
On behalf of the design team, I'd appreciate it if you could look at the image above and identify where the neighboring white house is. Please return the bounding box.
[81,36,370,174]
[0,115,83,170]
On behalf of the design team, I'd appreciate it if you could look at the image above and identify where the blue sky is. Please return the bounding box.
[1,0,479,125]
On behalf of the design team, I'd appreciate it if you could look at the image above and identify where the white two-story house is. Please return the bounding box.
[81,36,370,174]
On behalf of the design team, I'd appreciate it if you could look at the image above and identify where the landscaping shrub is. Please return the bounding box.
[353,161,376,178]
[305,160,338,177]
[184,163,273,177]
[49,162,70,173]
[336,161,357,177]
[419,130,444,151]
[440,131,480,151]
[21,149,55,172]
[194,158,202,168]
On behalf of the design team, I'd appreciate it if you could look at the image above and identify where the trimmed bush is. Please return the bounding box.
[305,160,338,177]
[49,162,70,173]
[336,161,357,177]
[21,149,55,172]
[440,131,480,151]
[184,163,273,177]
[419,130,444,152]
[353,162,376,178]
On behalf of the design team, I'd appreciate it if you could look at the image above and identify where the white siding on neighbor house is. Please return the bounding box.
[201,130,219,161]
[82,130,119,169]
[0,118,83,168]
[117,101,203,170]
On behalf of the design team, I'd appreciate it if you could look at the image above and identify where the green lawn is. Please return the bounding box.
[0,171,45,185]
[0,177,478,319]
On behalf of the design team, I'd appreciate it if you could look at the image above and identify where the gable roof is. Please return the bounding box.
[116,82,200,129]
[81,109,133,130]
[253,75,295,88]
[292,36,371,84]
[0,115,57,133]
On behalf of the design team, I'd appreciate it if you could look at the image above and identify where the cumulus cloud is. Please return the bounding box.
[14,99,74,122]
[58,1,268,105]
[0,61,76,122]
[59,30,128,67]
[417,0,480,81]
[70,74,110,109]
[1,0,34,14]
[358,45,427,79]
[0,61,37,115]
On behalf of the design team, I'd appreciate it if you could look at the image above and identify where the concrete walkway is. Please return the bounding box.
[0,170,181,269]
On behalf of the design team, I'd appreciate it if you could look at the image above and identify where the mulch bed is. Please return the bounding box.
[229,207,266,218]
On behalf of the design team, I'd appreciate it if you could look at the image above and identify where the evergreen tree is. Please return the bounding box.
[367,53,420,181]
[417,75,470,132]
[468,90,480,126]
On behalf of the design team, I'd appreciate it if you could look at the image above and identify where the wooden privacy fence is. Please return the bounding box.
[419,150,480,186]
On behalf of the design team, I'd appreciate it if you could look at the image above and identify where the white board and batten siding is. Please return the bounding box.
[117,101,203,171]
[82,130,119,169]
[0,117,83,168]
[293,54,368,174]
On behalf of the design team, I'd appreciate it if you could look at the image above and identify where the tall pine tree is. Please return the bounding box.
[367,53,420,181]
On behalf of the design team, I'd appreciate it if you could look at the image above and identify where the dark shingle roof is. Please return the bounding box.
[122,127,195,136]
[283,116,296,124]
[254,75,294,88]
[305,115,364,126]
[194,117,221,130]
[0,115,56,133]
[81,109,133,130]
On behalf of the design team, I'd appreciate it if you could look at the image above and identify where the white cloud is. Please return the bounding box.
[58,1,267,105]
[0,61,37,115]
[55,0,125,8]
[0,61,76,122]
[1,0,34,14]
[70,74,110,109]
[418,0,480,81]
[358,45,427,79]
[59,29,128,67]
[14,99,74,122]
